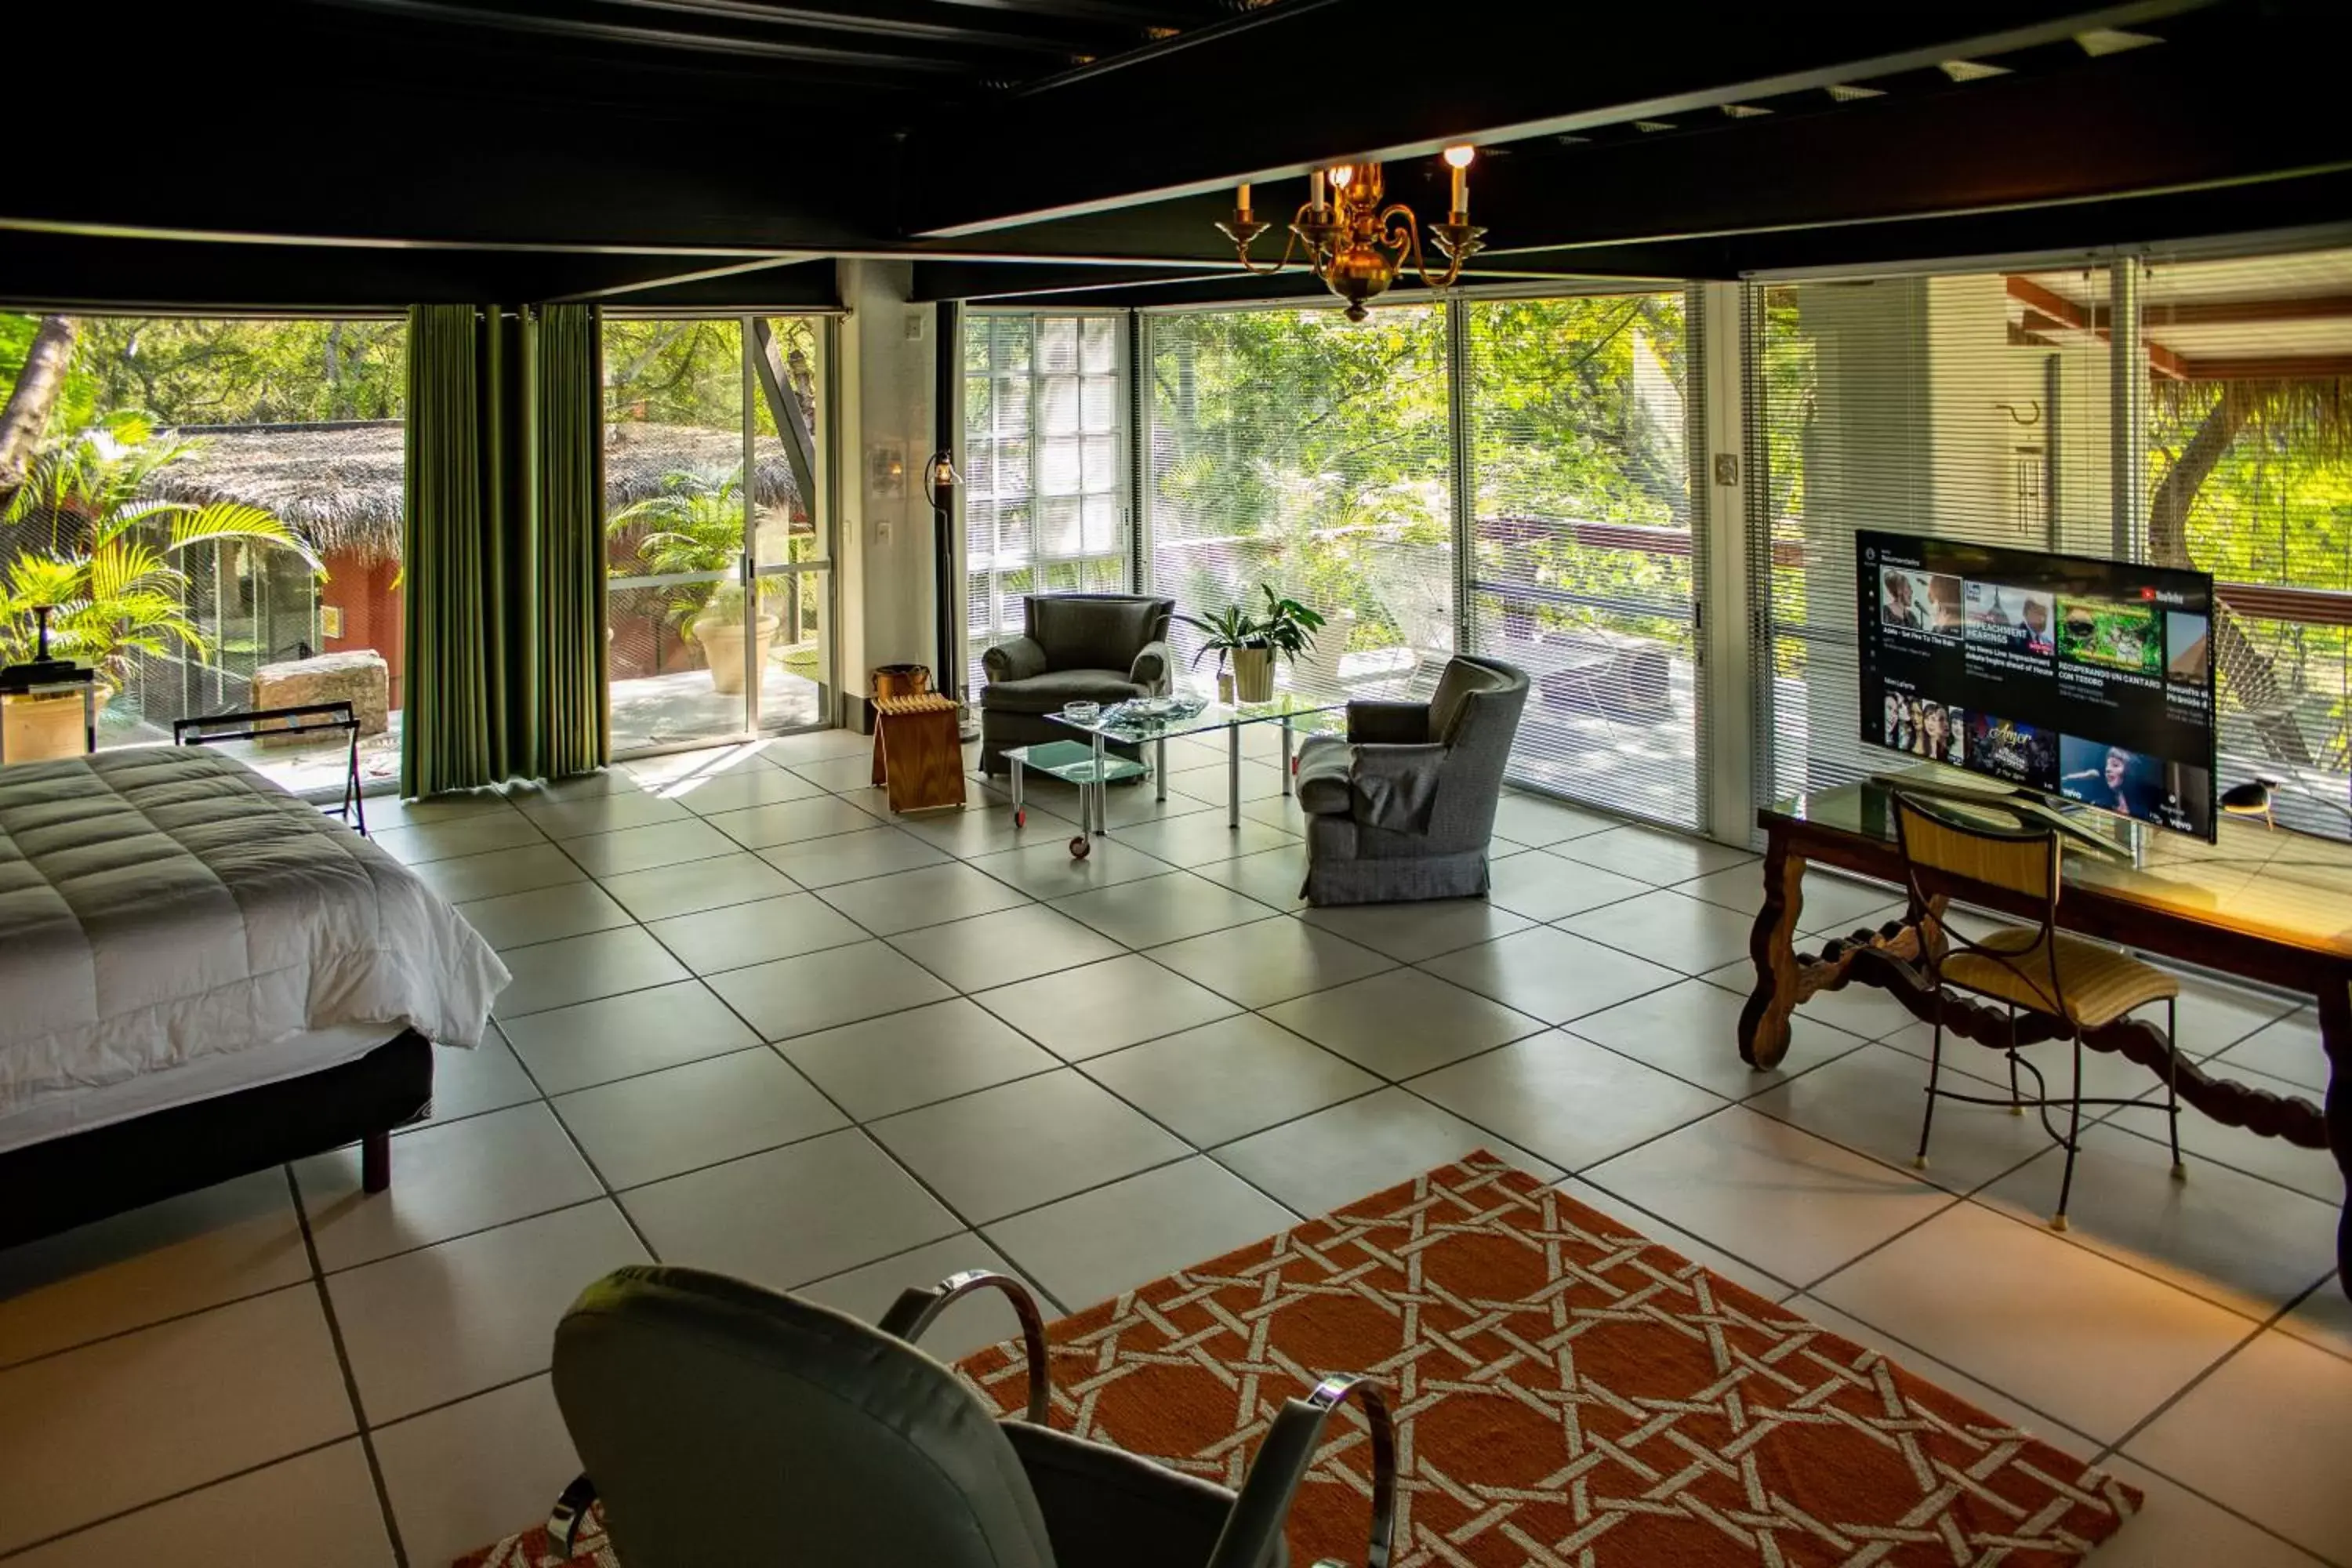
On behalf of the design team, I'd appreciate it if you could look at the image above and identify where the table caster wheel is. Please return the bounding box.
[1069,836,1091,860]
[1014,809,1026,827]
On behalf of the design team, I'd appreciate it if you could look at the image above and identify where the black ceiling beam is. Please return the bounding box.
[909,260,1236,302]
[898,0,2223,235]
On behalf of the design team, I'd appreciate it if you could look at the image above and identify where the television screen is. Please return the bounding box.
[1856,531,2217,839]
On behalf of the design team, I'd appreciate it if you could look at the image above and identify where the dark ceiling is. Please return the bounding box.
[3,0,2346,312]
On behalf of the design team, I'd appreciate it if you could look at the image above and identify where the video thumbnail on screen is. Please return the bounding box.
[1963,581,2055,655]
[2056,594,2162,675]
[1879,565,1965,635]
[2060,735,2215,836]
[1965,713,2055,788]
[1882,693,1966,764]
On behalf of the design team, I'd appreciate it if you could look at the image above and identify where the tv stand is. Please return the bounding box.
[1866,771,2132,860]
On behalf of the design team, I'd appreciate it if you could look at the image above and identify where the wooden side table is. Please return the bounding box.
[872,693,967,814]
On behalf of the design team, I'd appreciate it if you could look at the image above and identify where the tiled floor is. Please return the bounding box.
[1,728,2343,1567]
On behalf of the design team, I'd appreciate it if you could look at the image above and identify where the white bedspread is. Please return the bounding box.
[0,746,510,1121]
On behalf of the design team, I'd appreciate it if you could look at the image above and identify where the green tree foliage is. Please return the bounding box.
[0,314,408,427]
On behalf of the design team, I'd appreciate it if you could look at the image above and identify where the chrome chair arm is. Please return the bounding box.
[1205,1372,1396,1568]
[880,1269,1053,1426]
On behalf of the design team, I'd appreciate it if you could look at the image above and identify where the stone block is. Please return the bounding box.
[250,650,390,744]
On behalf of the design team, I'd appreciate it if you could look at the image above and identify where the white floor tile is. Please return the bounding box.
[493,925,691,1017]
[498,980,760,1094]
[360,791,512,831]
[1296,897,1534,963]
[2279,1278,2352,1363]
[2212,1008,2328,1092]
[964,836,1178,899]
[1700,959,1923,1043]
[887,905,1126,993]
[985,1158,1297,1313]
[1678,863,1896,930]
[779,998,1060,1120]
[786,752,886,792]
[373,1375,581,1568]
[1051,871,1283,948]
[757,825,953,887]
[1584,1105,1950,1289]
[815,862,1035,935]
[412,844,586,905]
[1555,1178,1801,1305]
[1483,850,1653,922]
[508,770,640,804]
[1144,916,1393,1008]
[3,1440,393,1568]
[621,1129,960,1288]
[1186,844,1312,910]
[1261,967,1546,1080]
[1166,760,1290,805]
[969,954,1241,1062]
[515,790,691,840]
[1421,927,1681,1025]
[0,1169,310,1370]
[1409,1031,1726,1173]
[705,794,884,850]
[453,880,633,950]
[1565,978,1867,1101]
[745,729,875,767]
[1489,793,1617,846]
[1747,1041,2053,1196]
[0,1285,353,1555]
[795,1233,1043,1361]
[1211,1087,1562,1218]
[554,1050,846,1190]
[1783,1292,2098,1447]
[1877,1017,2198,1107]
[706,939,957,1040]
[1812,1200,2254,1444]
[2124,1330,2352,1565]
[2135,976,2304,1060]
[655,763,831,815]
[559,818,741,877]
[1084,1014,1379,1147]
[894,800,1080,858]
[328,1200,647,1423]
[1557,887,1762,975]
[1974,1123,2341,1319]
[372,813,546,866]
[644,892,869,974]
[2119,1064,2342,1205]
[868,1070,1191,1225]
[296,1103,601,1272]
[1553,823,1756,884]
[593,851,802,921]
[423,1030,541,1123]
[2093,1457,2332,1568]
[1104,811,1298,867]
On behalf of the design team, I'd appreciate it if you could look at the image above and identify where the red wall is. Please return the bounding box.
[318,552,405,710]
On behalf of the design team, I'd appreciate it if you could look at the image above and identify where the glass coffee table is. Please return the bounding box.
[1026,692,1346,853]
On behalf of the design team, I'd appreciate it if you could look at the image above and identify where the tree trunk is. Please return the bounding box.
[2149,386,2313,766]
[0,314,78,495]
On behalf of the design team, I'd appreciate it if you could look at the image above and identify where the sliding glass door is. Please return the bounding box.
[603,315,833,752]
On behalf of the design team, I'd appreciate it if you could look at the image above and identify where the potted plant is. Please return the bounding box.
[1178,586,1324,705]
[2,423,321,756]
[608,468,775,695]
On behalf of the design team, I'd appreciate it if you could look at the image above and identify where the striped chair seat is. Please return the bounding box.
[1941,924,2180,1029]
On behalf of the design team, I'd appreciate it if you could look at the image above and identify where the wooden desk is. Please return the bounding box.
[1736,780,2352,1296]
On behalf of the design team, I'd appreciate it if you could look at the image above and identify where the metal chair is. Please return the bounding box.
[1890,791,2187,1231]
[545,1264,1395,1568]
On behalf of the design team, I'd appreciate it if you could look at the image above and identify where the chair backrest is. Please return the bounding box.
[1889,791,2062,908]
[1425,655,1529,846]
[552,1265,1058,1568]
[1024,594,1174,673]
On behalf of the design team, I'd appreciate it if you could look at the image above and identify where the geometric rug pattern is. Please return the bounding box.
[456,1152,2139,1566]
[956,1152,2141,1566]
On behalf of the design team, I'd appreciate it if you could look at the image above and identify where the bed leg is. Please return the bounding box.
[361,1130,392,1194]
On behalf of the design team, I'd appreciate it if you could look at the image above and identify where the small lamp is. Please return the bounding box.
[2219,778,2276,829]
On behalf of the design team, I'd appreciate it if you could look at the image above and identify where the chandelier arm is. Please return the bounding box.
[1232,223,1302,278]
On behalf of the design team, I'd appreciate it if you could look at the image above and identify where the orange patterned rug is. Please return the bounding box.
[459,1152,2138,1566]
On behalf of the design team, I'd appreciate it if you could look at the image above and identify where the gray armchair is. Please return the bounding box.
[1294,655,1530,906]
[546,1264,1396,1568]
[979,593,1174,775]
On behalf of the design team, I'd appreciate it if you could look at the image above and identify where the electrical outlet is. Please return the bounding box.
[903,312,926,342]
[1712,453,1740,486]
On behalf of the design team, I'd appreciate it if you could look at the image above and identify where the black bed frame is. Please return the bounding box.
[0,1031,433,1250]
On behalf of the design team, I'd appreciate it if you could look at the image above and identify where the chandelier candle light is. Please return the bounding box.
[1216,146,1486,321]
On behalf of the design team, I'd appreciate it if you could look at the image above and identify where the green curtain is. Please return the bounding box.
[401,303,608,796]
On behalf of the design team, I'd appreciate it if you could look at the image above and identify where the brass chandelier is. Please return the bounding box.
[1214,146,1485,321]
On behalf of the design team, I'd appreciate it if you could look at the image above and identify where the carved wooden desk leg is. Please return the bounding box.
[2321,972,2351,1299]
[1737,833,1808,1070]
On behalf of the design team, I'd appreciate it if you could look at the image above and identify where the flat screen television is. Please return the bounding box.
[1855,530,2218,840]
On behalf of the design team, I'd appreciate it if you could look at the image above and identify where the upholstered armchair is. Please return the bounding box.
[978,593,1174,774]
[1294,655,1530,906]
[546,1264,1395,1568]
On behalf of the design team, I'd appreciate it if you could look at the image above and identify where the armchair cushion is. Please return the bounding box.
[1004,1423,1278,1568]
[1349,743,1447,833]
[982,636,1047,685]
[1295,736,1353,815]
[1128,638,1171,691]
[1346,700,1430,746]
[1029,595,1173,673]
[978,668,1147,714]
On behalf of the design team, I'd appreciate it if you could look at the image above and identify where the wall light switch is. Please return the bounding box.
[903,313,927,342]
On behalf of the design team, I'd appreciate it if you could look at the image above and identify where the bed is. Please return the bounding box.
[0,746,510,1247]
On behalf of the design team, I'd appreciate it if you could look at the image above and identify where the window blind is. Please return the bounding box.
[960,312,1129,695]
[1747,267,2118,815]
[1142,305,1452,700]
[1462,292,1706,829]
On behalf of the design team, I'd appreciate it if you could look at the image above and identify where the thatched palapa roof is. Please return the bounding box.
[140,419,805,564]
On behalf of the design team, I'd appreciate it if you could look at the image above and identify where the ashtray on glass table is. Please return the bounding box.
[1002,739,1147,858]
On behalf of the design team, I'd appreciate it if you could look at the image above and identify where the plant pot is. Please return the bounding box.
[693,612,779,695]
[1232,645,1276,703]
